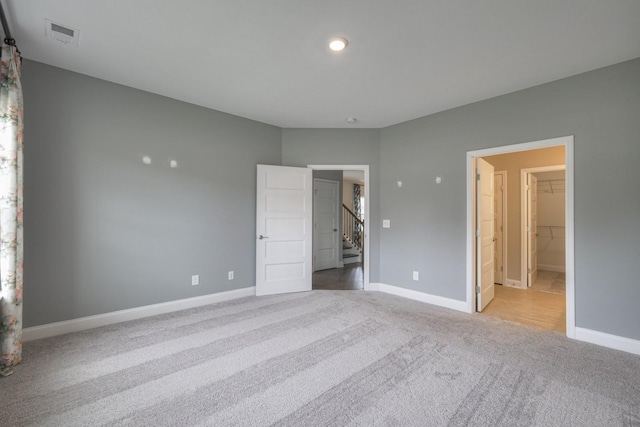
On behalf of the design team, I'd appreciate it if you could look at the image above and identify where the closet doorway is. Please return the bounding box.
[467,136,574,337]
[522,166,566,289]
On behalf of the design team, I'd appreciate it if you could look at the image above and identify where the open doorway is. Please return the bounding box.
[466,136,575,337]
[309,165,369,291]
[482,161,567,332]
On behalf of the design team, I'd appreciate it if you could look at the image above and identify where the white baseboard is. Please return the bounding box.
[538,264,566,273]
[23,287,256,342]
[367,282,381,291]
[374,283,468,313]
[574,327,640,356]
[504,279,524,289]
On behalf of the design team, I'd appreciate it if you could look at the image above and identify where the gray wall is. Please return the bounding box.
[380,57,640,340]
[282,129,381,282]
[22,56,640,343]
[22,60,282,327]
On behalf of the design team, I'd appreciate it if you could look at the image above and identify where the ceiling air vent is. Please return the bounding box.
[45,19,79,47]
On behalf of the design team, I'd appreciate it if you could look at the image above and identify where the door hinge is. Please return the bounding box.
[476,173,480,181]
[476,229,480,237]
[527,268,531,274]
[475,286,481,293]
[500,266,503,272]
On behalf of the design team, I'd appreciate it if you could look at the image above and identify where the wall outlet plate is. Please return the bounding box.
[228,271,234,280]
[192,275,199,286]
[412,271,419,281]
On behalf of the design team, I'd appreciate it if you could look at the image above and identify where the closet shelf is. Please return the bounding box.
[537,179,565,194]
[536,225,565,240]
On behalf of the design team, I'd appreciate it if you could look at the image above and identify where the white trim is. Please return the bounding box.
[368,282,381,291]
[504,279,524,289]
[377,283,468,313]
[308,165,371,291]
[23,287,256,342]
[466,155,476,313]
[565,141,575,338]
[537,264,566,273]
[466,135,575,338]
[520,165,565,289]
[575,327,640,356]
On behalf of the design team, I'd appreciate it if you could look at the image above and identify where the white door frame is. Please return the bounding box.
[494,171,507,285]
[521,165,565,287]
[466,136,575,338]
[308,165,370,291]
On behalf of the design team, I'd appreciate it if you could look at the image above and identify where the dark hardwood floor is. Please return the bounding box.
[312,263,363,290]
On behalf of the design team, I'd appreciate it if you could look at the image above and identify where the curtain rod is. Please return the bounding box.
[0,2,19,50]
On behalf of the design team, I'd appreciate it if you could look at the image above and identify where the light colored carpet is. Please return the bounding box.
[1,290,639,426]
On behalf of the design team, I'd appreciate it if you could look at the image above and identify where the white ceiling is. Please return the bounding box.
[4,1,640,128]
[343,170,365,183]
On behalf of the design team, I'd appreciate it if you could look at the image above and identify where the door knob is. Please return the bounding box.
[258,235,269,240]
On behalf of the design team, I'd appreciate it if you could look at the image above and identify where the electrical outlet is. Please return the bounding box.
[412,271,419,281]
[191,275,199,286]
[228,271,234,280]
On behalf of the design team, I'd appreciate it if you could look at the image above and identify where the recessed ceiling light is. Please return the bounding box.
[329,37,348,51]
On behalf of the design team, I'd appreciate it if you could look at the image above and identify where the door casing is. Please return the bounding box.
[308,165,370,291]
[466,136,575,338]
[521,165,565,288]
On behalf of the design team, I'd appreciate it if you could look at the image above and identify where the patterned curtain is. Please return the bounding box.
[353,184,361,219]
[353,184,362,247]
[0,43,24,376]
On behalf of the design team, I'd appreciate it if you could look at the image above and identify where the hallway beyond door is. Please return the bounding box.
[312,263,363,290]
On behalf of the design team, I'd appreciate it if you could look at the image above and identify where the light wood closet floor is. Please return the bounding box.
[482,271,566,333]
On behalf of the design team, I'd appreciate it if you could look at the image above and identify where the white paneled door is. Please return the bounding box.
[313,179,340,271]
[256,165,312,296]
[477,158,495,311]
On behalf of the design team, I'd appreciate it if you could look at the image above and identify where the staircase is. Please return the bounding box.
[342,238,361,264]
[342,204,364,264]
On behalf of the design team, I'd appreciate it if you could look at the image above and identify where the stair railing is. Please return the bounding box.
[342,204,364,252]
